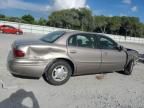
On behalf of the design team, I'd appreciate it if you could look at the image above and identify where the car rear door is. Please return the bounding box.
[97,35,127,72]
[67,33,101,75]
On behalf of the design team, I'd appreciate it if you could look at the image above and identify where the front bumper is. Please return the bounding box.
[7,51,51,78]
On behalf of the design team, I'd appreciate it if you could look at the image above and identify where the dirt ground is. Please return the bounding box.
[0,33,144,108]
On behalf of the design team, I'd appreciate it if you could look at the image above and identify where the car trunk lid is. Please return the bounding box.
[13,39,46,46]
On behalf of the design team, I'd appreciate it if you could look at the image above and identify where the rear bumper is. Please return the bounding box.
[7,52,51,78]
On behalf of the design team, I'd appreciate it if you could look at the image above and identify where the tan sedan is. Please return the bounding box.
[7,31,138,85]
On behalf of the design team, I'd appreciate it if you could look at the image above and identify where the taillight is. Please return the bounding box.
[13,48,25,57]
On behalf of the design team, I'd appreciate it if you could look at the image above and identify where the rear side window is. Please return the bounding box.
[40,31,65,43]
[68,34,96,48]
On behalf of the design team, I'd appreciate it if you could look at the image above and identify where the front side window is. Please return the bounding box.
[68,34,95,48]
[98,36,117,49]
[40,31,65,43]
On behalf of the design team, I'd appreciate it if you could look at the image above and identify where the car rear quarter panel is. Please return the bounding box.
[20,43,75,71]
[19,44,69,60]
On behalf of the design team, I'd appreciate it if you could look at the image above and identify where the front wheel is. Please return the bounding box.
[44,60,72,86]
[123,61,134,75]
[16,32,20,35]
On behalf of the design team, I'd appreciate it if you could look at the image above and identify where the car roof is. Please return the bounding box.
[1,25,14,27]
[64,30,106,37]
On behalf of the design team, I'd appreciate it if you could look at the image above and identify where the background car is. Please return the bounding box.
[0,25,23,35]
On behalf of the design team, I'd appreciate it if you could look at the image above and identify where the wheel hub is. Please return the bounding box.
[52,65,68,82]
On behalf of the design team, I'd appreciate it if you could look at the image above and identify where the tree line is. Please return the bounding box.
[0,8,144,37]
[0,14,47,26]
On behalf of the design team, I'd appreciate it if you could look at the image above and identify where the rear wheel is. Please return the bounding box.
[2,30,5,34]
[44,60,72,85]
[123,61,134,75]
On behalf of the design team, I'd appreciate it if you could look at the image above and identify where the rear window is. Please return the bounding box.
[40,31,65,43]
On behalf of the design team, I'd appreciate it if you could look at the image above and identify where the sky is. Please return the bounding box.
[0,0,144,22]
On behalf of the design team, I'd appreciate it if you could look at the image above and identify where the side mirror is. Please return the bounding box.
[117,45,124,51]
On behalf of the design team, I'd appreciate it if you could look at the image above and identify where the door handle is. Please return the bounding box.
[69,50,77,54]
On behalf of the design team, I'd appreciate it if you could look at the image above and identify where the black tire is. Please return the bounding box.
[123,61,134,75]
[20,32,23,35]
[44,60,72,86]
[2,30,5,34]
[16,32,20,35]
[18,32,23,35]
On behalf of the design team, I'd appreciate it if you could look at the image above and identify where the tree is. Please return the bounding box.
[21,14,35,24]
[119,17,141,38]
[7,17,21,22]
[142,24,144,37]
[37,17,47,26]
[0,14,5,18]
[47,9,144,38]
[94,16,109,33]
[108,16,121,34]
[129,17,141,37]
[48,9,81,29]
[47,11,65,28]
[136,23,143,37]
[47,8,94,31]
[64,9,81,29]
[78,8,94,31]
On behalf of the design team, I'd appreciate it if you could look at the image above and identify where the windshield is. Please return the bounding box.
[40,31,65,43]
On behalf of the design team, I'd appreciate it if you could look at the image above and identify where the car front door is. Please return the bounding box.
[97,35,127,72]
[8,26,16,33]
[67,33,101,75]
[3,26,13,33]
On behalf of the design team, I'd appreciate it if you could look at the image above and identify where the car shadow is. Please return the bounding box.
[116,71,126,75]
[0,89,40,108]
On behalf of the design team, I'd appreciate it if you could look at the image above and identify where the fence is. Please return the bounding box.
[103,34,144,44]
[0,20,144,44]
[0,20,72,34]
